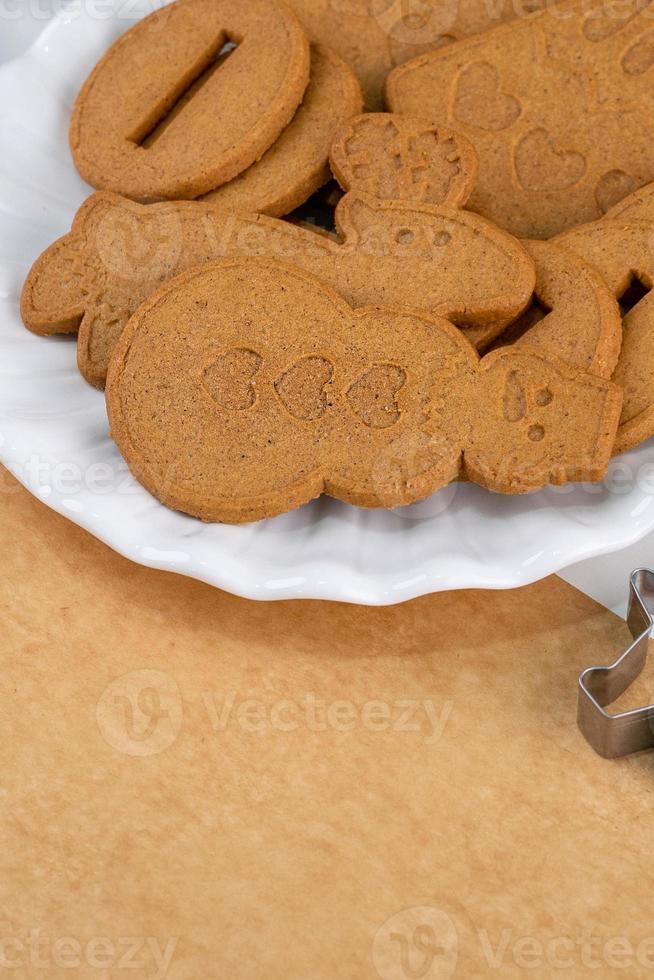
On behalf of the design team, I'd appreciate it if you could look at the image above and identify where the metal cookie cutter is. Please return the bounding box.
[578,568,654,758]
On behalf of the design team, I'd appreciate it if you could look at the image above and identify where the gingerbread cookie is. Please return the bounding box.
[22,178,535,387]
[386,0,654,238]
[556,219,654,454]
[70,0,311,200]
[487,240,622,379]
[201,45,362,217]
[105,258,621,523]
[329,113,622,367]
[330,113,478,207]
[287,0,551,110]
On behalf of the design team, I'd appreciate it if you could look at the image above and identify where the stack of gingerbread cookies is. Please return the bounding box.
[20,0,654,523]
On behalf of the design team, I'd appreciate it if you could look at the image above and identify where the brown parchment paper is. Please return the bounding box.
[1,467,654,980]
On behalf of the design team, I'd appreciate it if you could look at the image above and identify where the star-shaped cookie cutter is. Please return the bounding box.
[578,568,654,758]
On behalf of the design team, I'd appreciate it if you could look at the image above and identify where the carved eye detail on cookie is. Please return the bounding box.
[347,364,407,429]
[274,355,335,421]
[395,227,415,245]
[503,370,527,422]
[502,371,554,436]
[202,348,263,411]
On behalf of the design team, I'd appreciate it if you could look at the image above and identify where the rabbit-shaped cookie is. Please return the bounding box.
[330,114,623,369]
[22,116,535,388]
[106,258,621,523]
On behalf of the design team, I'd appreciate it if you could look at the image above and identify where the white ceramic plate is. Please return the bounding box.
[1,3,653,605]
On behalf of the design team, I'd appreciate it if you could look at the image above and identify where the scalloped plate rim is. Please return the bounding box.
[0,3,652,606]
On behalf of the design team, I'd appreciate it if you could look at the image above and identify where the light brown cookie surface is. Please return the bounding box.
[605,181,654,222]
[106,258,621,523]
[201,45,362,217]
[22,191,535,388]
[287,0,551,110]
[330,113,478,207]
[556,219,654,454]
[386,0,654,238]
[286,211,624,377]
[70,0,311,200]
[485,239,622,379]
[328,111,623,371]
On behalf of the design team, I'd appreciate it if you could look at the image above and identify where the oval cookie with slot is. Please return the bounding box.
[201,45,363,217]
[70,0,311,200]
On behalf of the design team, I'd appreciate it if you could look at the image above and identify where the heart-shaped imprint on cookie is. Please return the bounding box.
[514,128,586,192]
[621,30,654,76]
[453,62,521,132]
[202,348,262,411]
[106,258,622,523]
[346,364,407,428]
[274,355,335,420]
